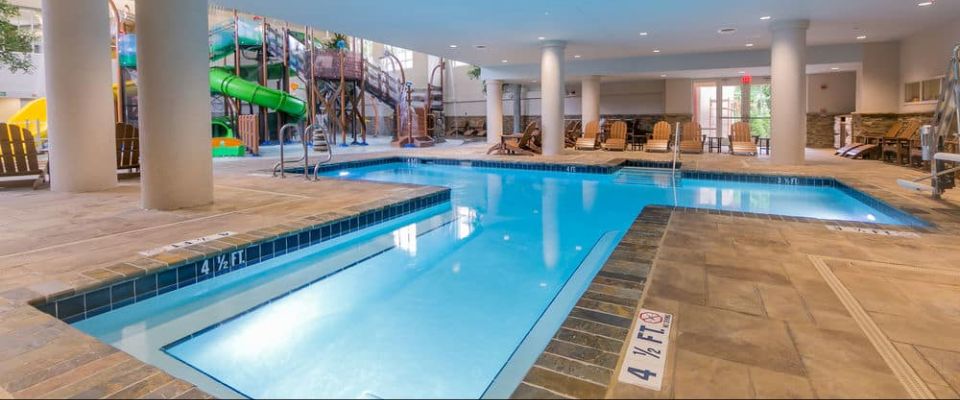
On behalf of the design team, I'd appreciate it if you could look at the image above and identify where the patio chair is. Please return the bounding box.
[116,122,140,178]
[575,120,600,150]
[601,120,628,151]
[505,121,540,155]
[645,121,672,152]
[844,121,903,158]
[729,121,757,155]
[679,121,704,154]
[0,123,47,189]
[881,120,920,165]
[445,119,467,136]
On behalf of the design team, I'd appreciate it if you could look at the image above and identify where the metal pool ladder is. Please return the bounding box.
[272,123,333,180]
[671,121,682,179]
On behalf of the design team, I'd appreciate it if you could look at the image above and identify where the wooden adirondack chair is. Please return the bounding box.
[646,121,672,152]
[729,121,757,155]
[602,120,628,151]
[0,123,47,189]
[576,120,600,150]
[115,123,140,178]
[679,121,704,154]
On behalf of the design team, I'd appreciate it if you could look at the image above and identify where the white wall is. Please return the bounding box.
[664,78,693,114]
[899,16,960,114]
[0,53,45,98]
[857,42,900,113]
[808,72,856,114]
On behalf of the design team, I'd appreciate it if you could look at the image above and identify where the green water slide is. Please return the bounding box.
[120,21,307,119]
[209,67,306,118]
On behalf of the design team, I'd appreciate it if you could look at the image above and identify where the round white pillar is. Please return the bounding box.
[540,40,566,156]
[770,20,809,165]
[135,0,213,210]
[486,79,504,145]
[581,75,601,133]
[41,0,117,192]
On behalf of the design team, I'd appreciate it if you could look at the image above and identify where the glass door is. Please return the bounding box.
[694,82,718,138]
[694,78,771,143]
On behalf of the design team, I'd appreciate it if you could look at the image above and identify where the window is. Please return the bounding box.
[450,60,469,68]
[904,77,943,104]
[381,45,412,71]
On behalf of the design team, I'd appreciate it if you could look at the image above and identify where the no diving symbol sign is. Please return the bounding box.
[619,309,673,391]
[639,312,663,324]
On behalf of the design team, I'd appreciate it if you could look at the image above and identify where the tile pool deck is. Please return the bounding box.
[1,143,959,398]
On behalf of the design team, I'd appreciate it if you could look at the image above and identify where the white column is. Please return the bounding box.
[770,20,809,165]
[486,79,504,145]
[135,0,213,210]
[581,75,601,133]
[540,40,566,156]
[41,0,117,192]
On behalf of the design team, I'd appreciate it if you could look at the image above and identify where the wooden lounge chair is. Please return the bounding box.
[728,121,756,155]
[445,119,467,136]
[836,142,866,156]
[646,121,672,152]
[846,121,903,158]
[679,122,704,154]
[116,122,140,178]
[0,123,47,189]
[564,120,582,148]
[475,120,487,137]
[602,120,628,151]
[504,122,540,155]
[575,121,600,150]
[881,120,920,165]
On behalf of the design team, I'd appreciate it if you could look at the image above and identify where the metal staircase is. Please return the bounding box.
[897,44,960,199]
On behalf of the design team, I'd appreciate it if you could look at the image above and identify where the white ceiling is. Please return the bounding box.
[213,0,960,67]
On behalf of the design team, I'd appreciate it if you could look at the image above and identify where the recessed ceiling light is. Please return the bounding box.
[537,36,545,40]
[544,11,550,15]
[639,32,648,36]
[745,43,755,47]
[718,27,737,34]
[856,35,867,40]
[738,71,746,74]
[760,16,772,20]
[574,54,581,58]
[918,1,934,6]
[652,49,661,53]
[660,74,667,78]
[501,59,508,63]
[449,44,458,48]
[831,67,840,70]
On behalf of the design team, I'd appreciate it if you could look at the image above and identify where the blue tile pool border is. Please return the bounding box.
[35,189,451,324]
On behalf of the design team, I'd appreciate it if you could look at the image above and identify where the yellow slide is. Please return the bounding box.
[5,82,137,141]
[5,98,46,139]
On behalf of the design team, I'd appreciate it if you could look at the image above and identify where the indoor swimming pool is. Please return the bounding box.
[73,162,923,399]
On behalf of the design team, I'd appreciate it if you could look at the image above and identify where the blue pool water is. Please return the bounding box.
[74,163,914,399]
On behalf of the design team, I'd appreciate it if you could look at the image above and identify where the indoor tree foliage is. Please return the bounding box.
[321,33,349,50]
[0,0,34,73]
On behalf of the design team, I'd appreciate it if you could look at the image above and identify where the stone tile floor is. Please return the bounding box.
[1,142,959,398]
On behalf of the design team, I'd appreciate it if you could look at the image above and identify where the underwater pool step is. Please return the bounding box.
[614,167,679,187]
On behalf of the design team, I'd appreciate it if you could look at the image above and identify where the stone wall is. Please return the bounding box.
[806,113,839,148]
[443,113,692,135]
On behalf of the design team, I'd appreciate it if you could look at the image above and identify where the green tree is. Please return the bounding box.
[0,0,34,73]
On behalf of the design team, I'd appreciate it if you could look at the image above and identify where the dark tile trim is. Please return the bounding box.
[510,206,671,399]
[35,189,451,323]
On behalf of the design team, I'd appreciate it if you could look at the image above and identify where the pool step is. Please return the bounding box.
[615,167,679,187]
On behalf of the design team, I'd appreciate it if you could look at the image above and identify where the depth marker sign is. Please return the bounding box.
[618,309,673,391]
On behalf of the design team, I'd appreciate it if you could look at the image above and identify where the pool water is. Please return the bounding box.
[74,163,913,399]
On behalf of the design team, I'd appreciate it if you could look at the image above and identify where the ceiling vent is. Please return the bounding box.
[718,27,737,34]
